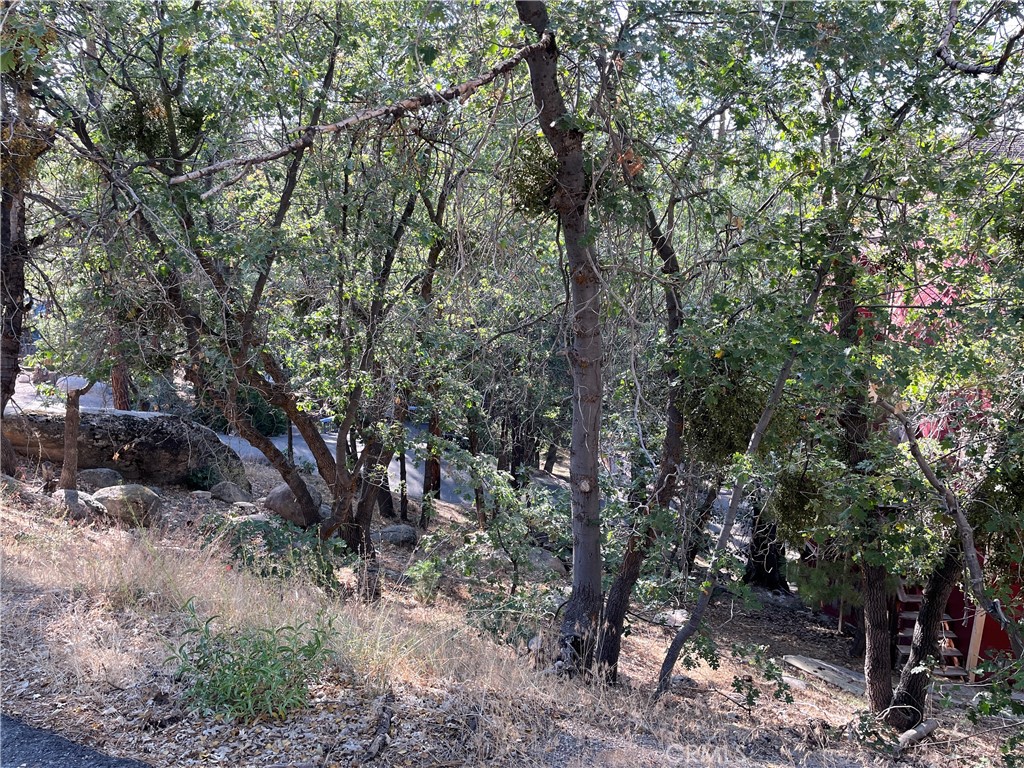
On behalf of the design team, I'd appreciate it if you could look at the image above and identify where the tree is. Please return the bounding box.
[1,1,55,472]
[516,0,606,670]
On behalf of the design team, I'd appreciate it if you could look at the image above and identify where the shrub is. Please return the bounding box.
[184,465,222,491]
[406,557,442,605]
[467,586,556,647]
[171,600,332,722]
[201,515,346,588]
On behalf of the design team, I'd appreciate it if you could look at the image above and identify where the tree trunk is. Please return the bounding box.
[543,443,558,474]
[861,561,894,713]
[599,389,683,681]
[656,264,829,694]
[423,409,442,503]
[878,397,1024,659]
[518,1,604,671]
[399,438,409,522]
[108,325,132,410]
[1,184,27,417]
[743,506,789,592]
[348,437,389,558]
[887,543,962,730]
[58,381,95,490]
[377,468,396,519]
[1,53,52,418]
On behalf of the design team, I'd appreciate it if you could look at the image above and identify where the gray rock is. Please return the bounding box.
[210,480,251,504]
[654,609,690,628]
[51,489,106,520]
[671,674,700,688]
[265,482,322,526]
[2,410,250,492]
[76,467,124,492]
[91,484,162,527]
[373,524,418,548]
[190,490,212,501]
[526,547,568,578]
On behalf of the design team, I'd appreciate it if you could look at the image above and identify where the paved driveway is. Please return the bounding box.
[1,714,151,768]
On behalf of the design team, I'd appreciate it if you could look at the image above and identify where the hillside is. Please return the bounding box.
[0,458,1013,768]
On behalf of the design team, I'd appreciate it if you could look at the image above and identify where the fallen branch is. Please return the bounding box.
[361,695,394,763]
[898,718,939,749]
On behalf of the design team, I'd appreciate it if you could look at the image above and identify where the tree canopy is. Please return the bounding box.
[3,0,1023,739]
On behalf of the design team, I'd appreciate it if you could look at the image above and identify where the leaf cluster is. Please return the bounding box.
[172,600,333,723]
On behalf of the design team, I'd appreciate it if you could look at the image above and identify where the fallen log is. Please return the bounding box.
[782,655,865,696]
[898,718,939,749]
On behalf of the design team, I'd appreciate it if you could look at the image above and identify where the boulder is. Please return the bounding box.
[51,489,106,521]
[372,524,418,548]
[526,547,568,578]
[2,410,250,492]
[91,484,162,526]
[210,481,251,504]
[265,482,322,526]
[77,468,124,492]
[654,609,690,628]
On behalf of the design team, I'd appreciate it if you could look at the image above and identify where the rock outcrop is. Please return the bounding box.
[2,410,249,492]
[526,547,568,578]
[372,524,418,548]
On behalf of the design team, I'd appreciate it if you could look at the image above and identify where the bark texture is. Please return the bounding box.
[58,382,95,490]
[861,561,894,713]
[1,39,53,417]
[888,544,962,730]
[518,0,603,670]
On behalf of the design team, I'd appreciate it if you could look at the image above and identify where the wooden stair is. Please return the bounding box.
[896,582,968,680]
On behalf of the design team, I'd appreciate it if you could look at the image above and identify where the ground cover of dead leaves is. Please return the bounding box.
[0,467,1017,768]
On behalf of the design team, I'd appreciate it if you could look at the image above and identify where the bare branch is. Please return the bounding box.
[936,0,1024,76]
[168,33,553,187]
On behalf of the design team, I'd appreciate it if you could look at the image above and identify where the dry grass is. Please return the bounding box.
[0,474,1017,768]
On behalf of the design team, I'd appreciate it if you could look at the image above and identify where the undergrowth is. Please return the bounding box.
[171,599,333,722]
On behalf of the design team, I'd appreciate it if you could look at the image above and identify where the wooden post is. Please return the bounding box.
[966,605,986,682]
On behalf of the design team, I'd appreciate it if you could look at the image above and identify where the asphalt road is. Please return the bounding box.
[0,714,151,768]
